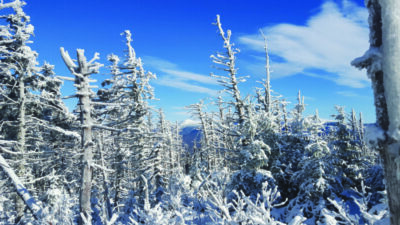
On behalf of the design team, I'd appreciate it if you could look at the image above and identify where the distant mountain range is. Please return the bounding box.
[180,125,201,153]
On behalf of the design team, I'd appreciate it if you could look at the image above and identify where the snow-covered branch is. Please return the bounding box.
[60,47,78,73]
[0,153,43,220]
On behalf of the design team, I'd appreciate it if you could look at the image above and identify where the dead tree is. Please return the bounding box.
[211,15,246,125]
[259,29,272,114]
[60,47,102,223]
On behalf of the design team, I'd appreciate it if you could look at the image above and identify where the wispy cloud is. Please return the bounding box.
[160,69,218,85]
[336,90,360,97]
[156,77,219,96]
[143,56,177,69]
[238,0,369,88]
[143,56,218,95]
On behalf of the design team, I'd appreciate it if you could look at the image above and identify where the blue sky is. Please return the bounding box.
[24,0,375,123]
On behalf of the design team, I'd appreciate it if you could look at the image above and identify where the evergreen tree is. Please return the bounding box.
[96,30,156,213]
[187,100,213,173]
[0,1,77,222]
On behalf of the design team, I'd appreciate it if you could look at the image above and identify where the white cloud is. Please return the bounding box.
[143,56,177,69]
[238,0,370,88]
[160,69,219,85]
[155,77,219,96]
[336,90,360,97]
[143,56,219,95]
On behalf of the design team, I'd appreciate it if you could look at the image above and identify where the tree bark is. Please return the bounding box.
[76,49,94,223]
[380,0,400,224]
[352,0,400,224]
[15,75,26,222]
[60,47,101,224]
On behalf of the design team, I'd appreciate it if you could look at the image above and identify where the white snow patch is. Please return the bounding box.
[351,47,382,76]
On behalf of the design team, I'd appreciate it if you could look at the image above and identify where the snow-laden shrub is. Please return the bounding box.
[239,140,270,171]
[228,169,277,203]
[318,183,389,225]
[126,203,176,225]
[208,181,291,225]
[38,187,76,225]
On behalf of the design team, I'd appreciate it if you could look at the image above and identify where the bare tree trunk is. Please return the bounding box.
[352,0,400,223]
[78,51,94,222]
[380,0,400,223]
[98,134,113,221]
[60,47,102,224]
[15,76,26,222]
[113,135,123,211]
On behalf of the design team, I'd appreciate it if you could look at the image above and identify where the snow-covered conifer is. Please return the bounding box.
[96,30,156,212]
[0,1,78,222]
[187,100,213,173]
[291,90,306,136]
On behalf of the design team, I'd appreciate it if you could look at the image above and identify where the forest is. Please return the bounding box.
[0,0,397,224]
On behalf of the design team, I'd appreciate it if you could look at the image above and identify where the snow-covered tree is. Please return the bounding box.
[60,47,103,223]
[291,90,306,136]
[330,106,365,192]
[211,15,246,125]
[154,108,172,190]
[187,100,213,173]
[257,29,272,114]
[0,1,77,222]
[0,1,41,220]
[286,138,333,223]
[96,30,156,213]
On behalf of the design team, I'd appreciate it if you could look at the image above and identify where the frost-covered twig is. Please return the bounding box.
[0,146,22,155]
[326,198,358,224]
[91,163,115,173]
[29,116,80,139]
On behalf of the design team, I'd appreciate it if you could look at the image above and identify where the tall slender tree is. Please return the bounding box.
[211,15,246,125]
[187,100,212,172]
[259,29,272,114]
[60,47,103,223]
